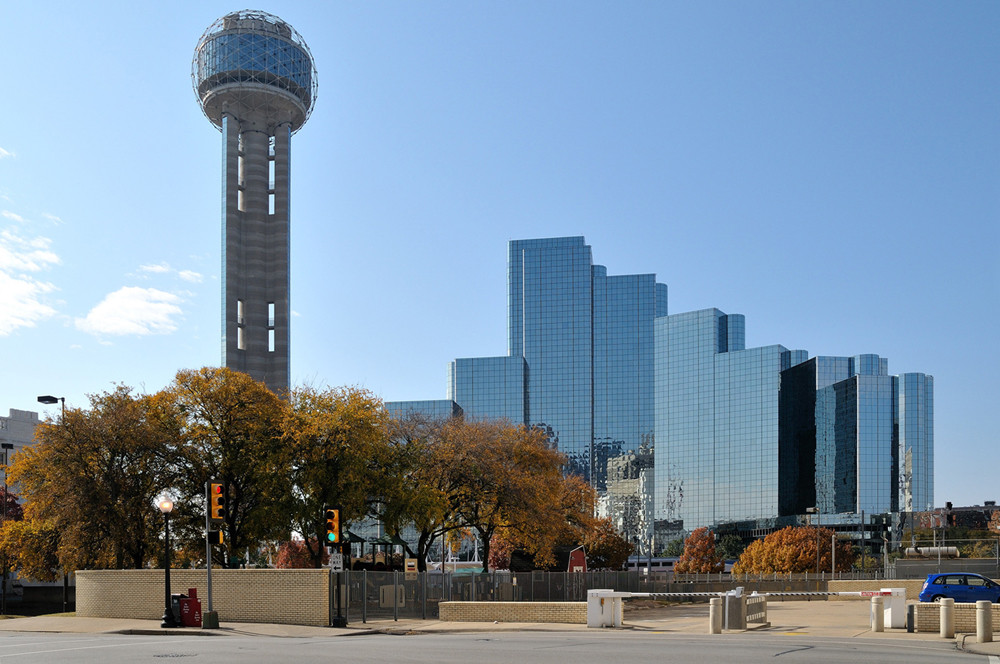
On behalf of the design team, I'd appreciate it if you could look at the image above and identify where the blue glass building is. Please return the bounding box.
[388,236,935,548]
[652,308,808,538]
[898,373,934,513]
[385,400,463,421]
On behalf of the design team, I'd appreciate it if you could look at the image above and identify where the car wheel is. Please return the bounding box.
[932,595,943,602]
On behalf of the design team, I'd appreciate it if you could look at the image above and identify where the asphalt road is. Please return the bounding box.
[0,631,991,664]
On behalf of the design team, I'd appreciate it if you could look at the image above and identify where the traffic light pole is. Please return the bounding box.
[203,481,220,629]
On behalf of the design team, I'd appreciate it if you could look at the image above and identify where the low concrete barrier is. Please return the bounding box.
[439,601,587,624]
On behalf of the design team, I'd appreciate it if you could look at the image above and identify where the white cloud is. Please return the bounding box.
[75,287,183,337]
[0,228,60,336]
[0,271,57,336]
[0,147,13,159]
[2,211,24,223]
[139,262,171,275]
[42,213,63,224]
[0,229,60,272]
[178,270,203,283]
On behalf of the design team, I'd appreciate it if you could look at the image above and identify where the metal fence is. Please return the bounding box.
[338,564,1000,623]
[340,570,827,622]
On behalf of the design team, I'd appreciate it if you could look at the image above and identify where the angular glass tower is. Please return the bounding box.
[193,11,317,394]
[443,237,667,544]
[779,355,934,517]
[653,308,807,536]
[898,373,934,513]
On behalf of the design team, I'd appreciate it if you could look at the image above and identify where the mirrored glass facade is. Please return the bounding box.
[447,356,526,422]
[899,373,934,513]
[394,235,935,546]
[653,308,808,537]
[385,400,463,421]
[781,355,933,518]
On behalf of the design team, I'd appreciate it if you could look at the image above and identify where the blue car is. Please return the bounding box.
[919,573,1000,603]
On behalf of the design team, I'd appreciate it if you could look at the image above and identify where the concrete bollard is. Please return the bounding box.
[977,600,993,643]
[709,597,722,634]
[870,596,884,632]
[939,598,955,639]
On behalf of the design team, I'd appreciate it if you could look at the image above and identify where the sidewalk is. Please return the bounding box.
[0,602,996,657]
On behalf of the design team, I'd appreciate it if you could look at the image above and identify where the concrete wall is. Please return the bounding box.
[439,601,587,624]
[76,569,329,626]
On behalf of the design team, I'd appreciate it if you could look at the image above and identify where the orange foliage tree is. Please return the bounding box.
[733,526,855,574]
[583,518,634,570]
[275,538,329,568]
[674,527,724,573]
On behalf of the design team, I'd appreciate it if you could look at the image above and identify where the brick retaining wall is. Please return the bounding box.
[439,601,587,623]
[76,569,329,626]
[912,601,1000,633]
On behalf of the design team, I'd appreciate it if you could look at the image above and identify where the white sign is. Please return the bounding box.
[330,552,344,572]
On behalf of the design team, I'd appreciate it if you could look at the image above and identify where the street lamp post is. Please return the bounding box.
[158,498,178,628]
[37,395,69,612]
[1,442,13,615]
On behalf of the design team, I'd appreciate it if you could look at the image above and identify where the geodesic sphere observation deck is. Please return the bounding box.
[192,10,318,132]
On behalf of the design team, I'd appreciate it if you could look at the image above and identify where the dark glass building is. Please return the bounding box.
[779,356,934,517]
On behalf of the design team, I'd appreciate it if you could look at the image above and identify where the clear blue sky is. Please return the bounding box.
[1,2,996,508]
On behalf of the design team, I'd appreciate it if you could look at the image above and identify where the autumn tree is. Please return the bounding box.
[583,518,634,570]
[274,539,330,569]
[733,526,855,574]
[8,386,177,571]
[374,413,470,572]
[282,385,387,567]
[674,527,724,573]
[488,476,603,570]
[448,419,565,572]
[167,367,292,565]
[0,519,60,581]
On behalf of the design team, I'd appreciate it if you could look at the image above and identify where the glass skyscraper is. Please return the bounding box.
[387,235,934,547]
[898,373,934,513]
[780,356,934,517]
[652,308,808,538]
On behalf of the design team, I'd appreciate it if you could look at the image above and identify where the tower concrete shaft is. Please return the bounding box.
[194,10,316,396]
[221,112,291,394]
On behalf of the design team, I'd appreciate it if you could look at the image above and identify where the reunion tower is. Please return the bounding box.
[192,10,317,394]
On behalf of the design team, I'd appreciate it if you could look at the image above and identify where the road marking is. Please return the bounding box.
[1,638,186,657]
[0,637,105,650]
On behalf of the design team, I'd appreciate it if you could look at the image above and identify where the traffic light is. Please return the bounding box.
[324,508,340,546]
[208,529,224,545]
[208,481,225,524]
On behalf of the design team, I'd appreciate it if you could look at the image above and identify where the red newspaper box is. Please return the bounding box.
[180,588,202,627]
